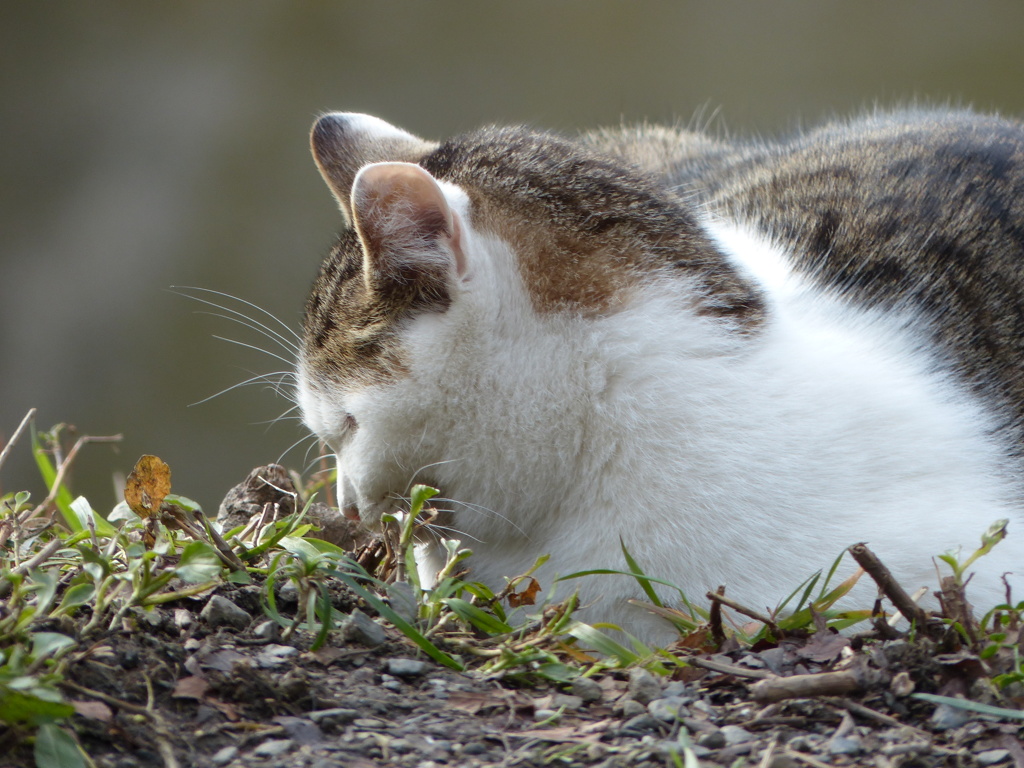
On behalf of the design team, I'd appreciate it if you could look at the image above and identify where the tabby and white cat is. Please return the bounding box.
[297,110,1024,643]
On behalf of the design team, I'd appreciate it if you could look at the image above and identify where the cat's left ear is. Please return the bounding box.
[311,113,437,224]
[351,162,469,288]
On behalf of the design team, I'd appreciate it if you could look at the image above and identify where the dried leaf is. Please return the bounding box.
[70,700,113,722]
[508,577,541,608]
[172,675,209,701]
[124,454,172,519]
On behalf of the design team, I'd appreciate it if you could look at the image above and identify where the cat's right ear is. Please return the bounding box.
[311,113,438,224]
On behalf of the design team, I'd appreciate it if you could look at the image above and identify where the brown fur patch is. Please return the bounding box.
[421,127,765,326]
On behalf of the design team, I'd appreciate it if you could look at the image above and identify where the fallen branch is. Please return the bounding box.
[847,543,929,628]
[751,669,864,703]
[705,590,781,637]
[688,655,776,680]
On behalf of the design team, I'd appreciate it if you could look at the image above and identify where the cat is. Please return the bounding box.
[297,109,1024,644]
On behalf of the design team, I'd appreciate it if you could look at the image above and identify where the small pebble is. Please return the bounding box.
[308,707,358,727]
[387,657,427,677]
[549,693,584,710]
[256,643,298,667]
[252,739,293,757]
[622,713,664,732]
[720,725,754,746]
[828,735,862,755]
[252,620,281,641]
[534,708,559,722]
[621,699,647,718]
[200,595,251,631]
[977,749,1011,766]
[571,677,603,702]
[930,702,972,731]
[210,746,237,765]
[696,730,726,750]
[628,668,662,704]
[343,609,387,647]
[353,717,386,728]
[648,696,688,722]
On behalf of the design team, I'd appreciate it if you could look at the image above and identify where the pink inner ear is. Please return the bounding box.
[351,162,466,279]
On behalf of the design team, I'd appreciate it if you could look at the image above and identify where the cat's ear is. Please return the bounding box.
[311,113,437,223]
[351,162,468,289]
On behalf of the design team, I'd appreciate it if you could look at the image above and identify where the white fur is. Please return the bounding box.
[300,185,1023,645]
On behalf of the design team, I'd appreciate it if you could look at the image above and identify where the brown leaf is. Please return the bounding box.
[508,577,541,607]
[124,454,172,519]
[71,700,113,722]
[172,675,209,701]
[797,631,851,664]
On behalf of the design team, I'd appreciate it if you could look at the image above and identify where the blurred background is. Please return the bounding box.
[4,3,1024,512]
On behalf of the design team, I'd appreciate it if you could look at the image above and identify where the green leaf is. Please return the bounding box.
[0,679,74,725]
[70,495,117,538]
[31,426,80,533]
[619,539,664,607]
[442,598,514,635]
[174,541,222,583]
[565,621,641,665]
[30,632,75,660]
[912,692,1024,720]
[57,582,96,614]
[164,494,203,514]
[34,723,88,768]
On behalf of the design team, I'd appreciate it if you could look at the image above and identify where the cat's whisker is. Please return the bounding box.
[198,311,300,356]
[275,431,323,467]
[402,458,463,494]
[211,335,297,368]
[190,371,296,407]
[432,496,528,539]
[171,286,300,356]
[172,286,301,342]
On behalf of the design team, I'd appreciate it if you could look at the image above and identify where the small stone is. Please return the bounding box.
[977,749,1011,766]
[462,742,488,756]
[621,699,647,718]
[173,608,193,629]
[211,746,237,765]
[308,707,358,728]
[828,735,861,755]
[622,713,664,732]
[274,716,324,745]
[648,696,688,722]
[662,681,690,698]
[696,730,726,749]
[720,725,753,746]
[353,717,386,729]
[256,643,298,667]
[930,702,972,731]
[571,677,603,702]
[387,657,427,677]
[343,609,386,648]
[549,693,584,710]
[388,738,413,754]
[253,738,293,757]
[200,595,251,631]
[534,708,559,722]
[253,620,281,641]
[628,668,662,704]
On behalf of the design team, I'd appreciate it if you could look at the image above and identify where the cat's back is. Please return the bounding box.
[596,110,1024,450]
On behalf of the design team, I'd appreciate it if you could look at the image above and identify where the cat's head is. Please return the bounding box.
[297,113,761,527]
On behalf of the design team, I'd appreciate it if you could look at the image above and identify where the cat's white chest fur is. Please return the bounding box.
[298,112,1024,644]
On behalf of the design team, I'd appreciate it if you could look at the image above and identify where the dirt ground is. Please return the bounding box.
[5,573,1020,768]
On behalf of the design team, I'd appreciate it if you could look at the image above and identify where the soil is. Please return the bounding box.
[5,467,1023,768]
